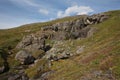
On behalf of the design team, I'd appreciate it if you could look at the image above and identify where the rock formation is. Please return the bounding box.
[15,50,35,65]
[13,13,109,80]
[16,13,109,53]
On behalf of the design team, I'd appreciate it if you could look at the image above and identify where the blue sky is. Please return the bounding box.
[0,0,120,29]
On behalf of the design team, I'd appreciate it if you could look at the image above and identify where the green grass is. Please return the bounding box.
[32,50,45,59]
[25,59,50,79]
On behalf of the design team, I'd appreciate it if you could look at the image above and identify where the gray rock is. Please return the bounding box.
[16,34,45,50]
[41,14,109,40]
[16,34,34,49]
[15,50,35,65]
[76,46,85,54]
[8,74,21,80]
[44,41,72,61]
[39,71,55,80]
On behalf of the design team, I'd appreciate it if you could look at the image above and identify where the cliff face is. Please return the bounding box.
[0,10,120,80]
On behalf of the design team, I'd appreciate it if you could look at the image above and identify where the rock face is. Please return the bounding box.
[15,50,35,65]
[16,34,45,52]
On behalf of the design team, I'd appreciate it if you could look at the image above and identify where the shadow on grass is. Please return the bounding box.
[0,48,9,74]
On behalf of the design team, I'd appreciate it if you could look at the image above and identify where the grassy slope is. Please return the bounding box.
[0,10,120,79]
[0,15,86,68]
[46,10,120,79]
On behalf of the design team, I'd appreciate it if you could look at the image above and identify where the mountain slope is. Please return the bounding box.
[0,10,120,80]
[45,10,120,80]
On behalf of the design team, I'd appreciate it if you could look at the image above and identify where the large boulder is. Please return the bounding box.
[15,50,35,65]
[16,34,34,49]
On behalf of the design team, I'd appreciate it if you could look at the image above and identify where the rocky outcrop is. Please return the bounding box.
[44,47,71,61]
[15,50,35,65]
[16,13,109,53]
[15,13,109,62]
[43,41,85,61]
[40,13,108,40]
[16,34,45,52]
[13,13,109,80]
[41,14,108,32]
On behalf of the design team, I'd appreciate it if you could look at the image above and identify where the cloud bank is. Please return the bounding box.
[57,5,94,18]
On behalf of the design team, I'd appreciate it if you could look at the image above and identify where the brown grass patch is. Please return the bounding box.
[81,52,99,64]
[99,56,113,71]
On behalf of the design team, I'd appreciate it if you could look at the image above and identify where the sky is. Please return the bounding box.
[0,0,120,29]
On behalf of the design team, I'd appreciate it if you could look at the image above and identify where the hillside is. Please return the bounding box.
[0,10,120,80]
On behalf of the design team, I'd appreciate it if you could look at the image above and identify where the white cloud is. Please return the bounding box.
[38,9,49,15]
[57,11,63,17]
[9,0,39,7]
[57,5,94,18]
[22,0,39,7]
